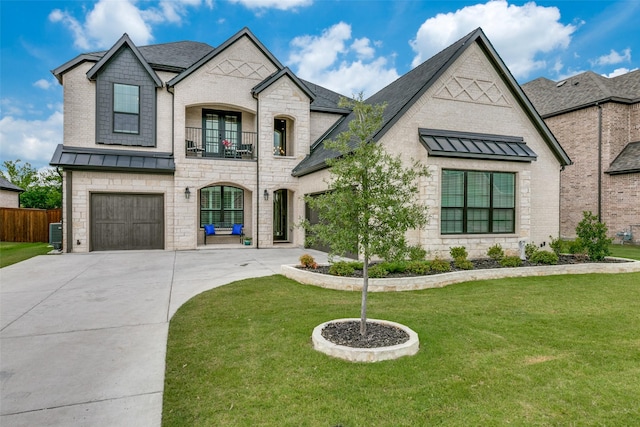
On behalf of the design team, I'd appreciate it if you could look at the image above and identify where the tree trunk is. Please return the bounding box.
[360,255,369,335]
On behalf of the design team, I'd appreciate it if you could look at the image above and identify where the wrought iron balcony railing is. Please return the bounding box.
[185,127,257,160]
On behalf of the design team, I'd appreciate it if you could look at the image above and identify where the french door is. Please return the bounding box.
[202,109,241,157]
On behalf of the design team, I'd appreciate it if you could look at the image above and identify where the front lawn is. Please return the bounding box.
[610,243,640,260]
[0,242,52,268]
[163,272,640,426]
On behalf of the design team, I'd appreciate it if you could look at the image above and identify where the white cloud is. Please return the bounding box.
[0,107,63,170]
[50,0,213,50]
[409,0,576,79]
[603,67,638,78]
[288,23,399,97]
[593,48,631,66]
[229,0,312,11]
[33,79,54,90]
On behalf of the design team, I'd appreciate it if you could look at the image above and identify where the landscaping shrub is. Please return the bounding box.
[329,261,355,276]
[454,258,474,270]
[299,253,317,268]
[568,238,587,255]
[525,242,538,259]
[500,256,523,267]
[449,246,468,260]
[549,236,565,255]
[529,250,559,265]
[487,244,505,261]
[430,257,451,273]
[408,245,427,261]
[379,261,407,274]
[575,211,613,261]
[406,260,430,275]
[368,264,389,278]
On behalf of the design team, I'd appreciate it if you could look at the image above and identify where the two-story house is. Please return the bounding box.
[51,27,570,258]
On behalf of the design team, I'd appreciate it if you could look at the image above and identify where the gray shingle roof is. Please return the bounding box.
[293,28,569,177]
[299,79,351,113]
[0,177,23,192]
[419,129,538,162]
[522,70,640,117]
[607,141,640,175]
[50,145,175,173]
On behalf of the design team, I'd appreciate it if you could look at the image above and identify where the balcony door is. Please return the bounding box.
[202,109,241,157]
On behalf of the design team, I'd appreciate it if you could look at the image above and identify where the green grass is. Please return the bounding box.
[0,242,52,268]
[609,243,640,260]
[163,271,640,426]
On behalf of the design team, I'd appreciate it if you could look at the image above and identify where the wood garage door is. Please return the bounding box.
[91,193,164,251]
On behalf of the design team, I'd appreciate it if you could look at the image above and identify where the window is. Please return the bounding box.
[274,118,288,156]
[113,83,139,134]
[203,110,241,157]
[441,170,515,234]
[200,186,244,227]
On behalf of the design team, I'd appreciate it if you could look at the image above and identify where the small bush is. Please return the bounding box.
[549,236,565,255]
[347,261,364,270]
[430,257,451,273]
[529,250,559,265]
[454,258,474,270]
[525,242,538,259]
[299,254,317,268]
[329,261,355,277]
[450,246,468,260]
[379,261,407,274]
[487,244,505,261]
[575,211,613,261]
[408,245,427,261]
[568,238,586,255]
[406,260,430,275]
[368,264,389,278]
[500,256,523,268]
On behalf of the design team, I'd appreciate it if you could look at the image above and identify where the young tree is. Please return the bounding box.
[1,160,62,209]
[305,95,430,335]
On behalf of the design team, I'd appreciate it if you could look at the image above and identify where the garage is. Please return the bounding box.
[91,193,164,251]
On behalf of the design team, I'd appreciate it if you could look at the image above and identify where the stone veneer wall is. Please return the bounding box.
[0,191,20,208]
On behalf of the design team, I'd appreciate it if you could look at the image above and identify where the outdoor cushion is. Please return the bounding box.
[231,224,243,235]
[204,224,215,235]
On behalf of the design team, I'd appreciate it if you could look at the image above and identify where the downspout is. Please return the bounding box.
[65,170,73,253]
[256,97,260,249]
[596,103,602,222]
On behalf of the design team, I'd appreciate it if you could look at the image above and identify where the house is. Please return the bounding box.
[0,177,23,208]
[522,71,640,244]
[50,27,570,257]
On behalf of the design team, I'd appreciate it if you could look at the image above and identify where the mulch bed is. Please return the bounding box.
[321,320,409,348]
[301,255,628,279]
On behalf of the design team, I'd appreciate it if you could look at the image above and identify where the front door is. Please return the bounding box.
[203,110,241,157]
[273,189,288,241]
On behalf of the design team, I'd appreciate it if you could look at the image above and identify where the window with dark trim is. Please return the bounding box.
[441,170,515,234]
[274,118,287,156]
[113,83,139,134]
[200,185,244,227]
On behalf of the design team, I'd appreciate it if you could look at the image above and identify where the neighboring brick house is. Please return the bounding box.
[523,71,640,243]
[50,27,570,257]
[0,177,23,208]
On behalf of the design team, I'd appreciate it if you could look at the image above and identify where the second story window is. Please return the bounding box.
[274,118,287,156]
[113,83,139,134]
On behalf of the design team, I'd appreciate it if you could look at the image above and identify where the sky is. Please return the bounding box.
[1,0,639,171]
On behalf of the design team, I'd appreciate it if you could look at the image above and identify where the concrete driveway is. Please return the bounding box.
[0,248,329,426]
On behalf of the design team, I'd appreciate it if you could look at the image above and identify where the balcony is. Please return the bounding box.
[185,127,257,160]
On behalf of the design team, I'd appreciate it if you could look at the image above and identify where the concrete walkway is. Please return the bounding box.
[0,248,329,426]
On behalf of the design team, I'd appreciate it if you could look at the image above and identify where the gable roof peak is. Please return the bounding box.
[86,33,162,87]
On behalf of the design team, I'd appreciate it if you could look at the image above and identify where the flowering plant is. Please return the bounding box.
[222,139,232,148]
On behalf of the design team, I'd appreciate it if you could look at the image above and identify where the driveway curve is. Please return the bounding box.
[0,248,328,426]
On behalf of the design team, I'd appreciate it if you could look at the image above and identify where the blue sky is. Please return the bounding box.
[1,0,639,170]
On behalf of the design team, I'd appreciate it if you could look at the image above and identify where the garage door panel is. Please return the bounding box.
[91,194,164,251]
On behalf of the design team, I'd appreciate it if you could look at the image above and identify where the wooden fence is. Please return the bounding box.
[0,208,62,243]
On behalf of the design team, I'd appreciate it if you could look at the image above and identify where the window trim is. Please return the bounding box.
[112,83,140,135]
[274,117,293,157]
[441,169,516,235]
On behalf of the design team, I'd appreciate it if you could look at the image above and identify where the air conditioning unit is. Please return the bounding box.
[49,222,62,250]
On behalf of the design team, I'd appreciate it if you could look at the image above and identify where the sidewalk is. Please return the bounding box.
[0,248,328,426]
